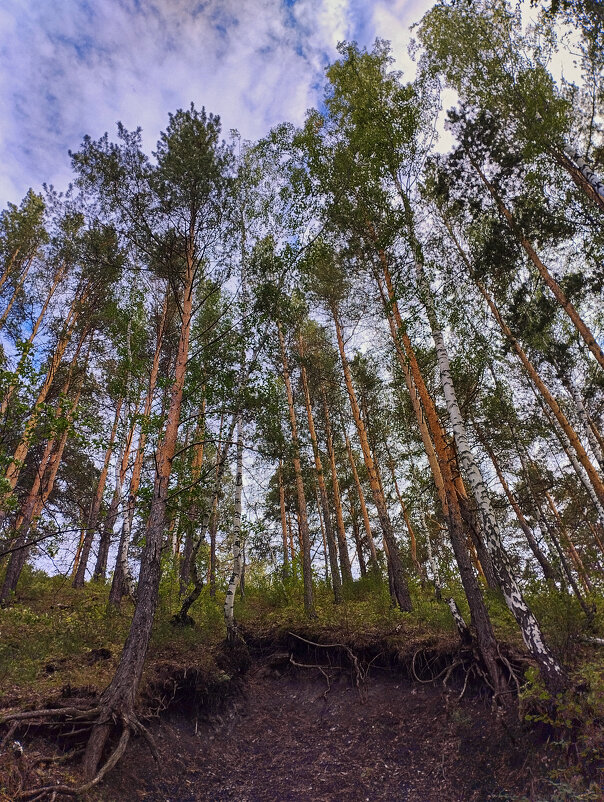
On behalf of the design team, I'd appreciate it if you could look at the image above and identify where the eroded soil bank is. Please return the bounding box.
[101,650,536,802]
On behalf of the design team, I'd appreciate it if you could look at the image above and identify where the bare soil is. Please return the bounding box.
[101,654,533,802]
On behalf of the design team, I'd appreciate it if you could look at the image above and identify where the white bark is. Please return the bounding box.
[565,380,604,472]
[563,145,604,204]
[416,262,565,687]
[224,415,244,635]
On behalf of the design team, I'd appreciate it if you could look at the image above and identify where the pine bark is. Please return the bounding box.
[83,253,195,779]
[330,302,412,612]
[469,155,604,371]
[343,429,379,570]
[322,395,353,584]
[278,460,290,574]
[416,258,566,692]
[298,336,342,600]
[73,399,123,588]
[277,321,315,617]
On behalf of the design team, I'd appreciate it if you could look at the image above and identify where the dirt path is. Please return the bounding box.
[106,657,527,801]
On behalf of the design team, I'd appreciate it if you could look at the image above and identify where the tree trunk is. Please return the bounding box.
[478,428,558,582]
[346,492,366,577]
[471,275,604,508]
[3,288,86,503]
[331,302,411,612]
[343,429,379,571]
[224,416,244,638]
[298,336,342,600]
[545,491,593,594]
[469,155,604,371]
[0,252,35,329]
[179,397,207,593]
[322,394,353,584]
[1,261,66,418]
[563,379,604,473]
[277,321,315,617]
[1,345,88,602]
[73,399,123,588]
[82,256,194,779]
[278,460,290,575]
[416,258,566,692]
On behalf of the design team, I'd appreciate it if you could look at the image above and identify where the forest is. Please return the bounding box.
[0,0,603,799]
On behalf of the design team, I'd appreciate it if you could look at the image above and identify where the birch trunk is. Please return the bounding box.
[416,261,566,691]
[559,145,604,207]
[563,379,604,473]
[224,416,244,639]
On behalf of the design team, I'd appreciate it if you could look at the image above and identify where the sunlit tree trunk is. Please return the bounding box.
[278,460,290,575]
[83,251,195,778]
[468,273,604,508]
[298,336,341,600]
[342,429,379,570]
[415,255,566,691]
[1,343,88,601]
[2,289,85,502]
[322,394,353,584]
[330,302,411,612]
[277,321,315,617]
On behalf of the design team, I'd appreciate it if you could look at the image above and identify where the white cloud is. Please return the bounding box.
[0,0,436,205]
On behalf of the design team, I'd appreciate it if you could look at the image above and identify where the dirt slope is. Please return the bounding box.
[104,656,529,802]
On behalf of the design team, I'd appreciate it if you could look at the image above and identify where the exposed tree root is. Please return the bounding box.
[0,705,159,800]
[287,631,368,691]
[289,656,333,699]
[16,722,131,800]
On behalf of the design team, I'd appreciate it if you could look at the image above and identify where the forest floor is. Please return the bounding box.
[99,650,540,802]
[1,577,603,801]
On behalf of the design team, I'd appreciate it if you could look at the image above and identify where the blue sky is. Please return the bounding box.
[0,0,433,205]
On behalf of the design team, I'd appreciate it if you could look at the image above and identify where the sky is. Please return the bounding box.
[0,0,434,207]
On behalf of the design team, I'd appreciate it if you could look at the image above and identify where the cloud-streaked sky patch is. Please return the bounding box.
[0,0,433,205]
